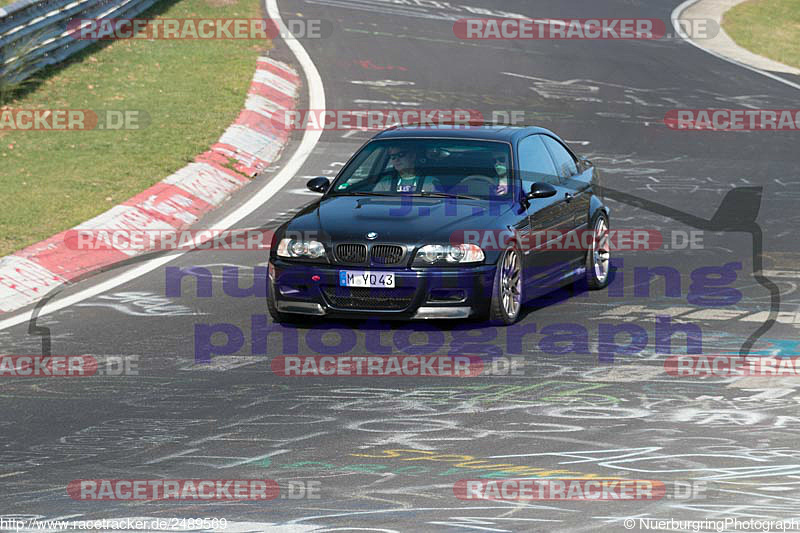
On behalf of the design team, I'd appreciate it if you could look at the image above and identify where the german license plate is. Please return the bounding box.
[339,271,395,288]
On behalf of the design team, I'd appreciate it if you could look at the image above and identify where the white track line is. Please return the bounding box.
[671,0,800,92]
[0,0,325,332]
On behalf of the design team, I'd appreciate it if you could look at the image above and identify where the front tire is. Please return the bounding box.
[586,212,610,290]
[486,248,524,325]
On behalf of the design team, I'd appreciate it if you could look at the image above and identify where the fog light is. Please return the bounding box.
[428,289,466,302]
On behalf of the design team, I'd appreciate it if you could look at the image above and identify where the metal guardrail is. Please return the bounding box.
[0,0,157,83]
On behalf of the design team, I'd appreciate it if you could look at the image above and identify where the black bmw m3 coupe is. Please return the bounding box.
[268,125,610,325]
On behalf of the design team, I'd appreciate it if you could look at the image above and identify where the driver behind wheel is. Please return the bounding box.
[374,146,444,193]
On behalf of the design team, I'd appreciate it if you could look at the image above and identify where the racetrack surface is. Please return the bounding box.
[1,0,800,531]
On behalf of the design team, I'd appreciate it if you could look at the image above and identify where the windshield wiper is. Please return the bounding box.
[333,191,487,201]
[414,192,485,201]
[333,191,397,197]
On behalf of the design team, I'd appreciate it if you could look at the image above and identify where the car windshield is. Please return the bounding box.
[329,139,513,200]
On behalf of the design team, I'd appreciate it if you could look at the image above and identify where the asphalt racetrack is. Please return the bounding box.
[1,0,800,531]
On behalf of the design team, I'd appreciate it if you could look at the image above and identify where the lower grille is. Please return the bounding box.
[336,243,367,264]
[322,286,415,310]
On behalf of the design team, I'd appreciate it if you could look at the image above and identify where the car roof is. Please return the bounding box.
[372,125,559,144]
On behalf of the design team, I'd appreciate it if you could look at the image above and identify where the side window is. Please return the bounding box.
[518,135,559,190]
[541,136,578,184]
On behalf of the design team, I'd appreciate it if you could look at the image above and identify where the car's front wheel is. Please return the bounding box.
[486,248,524,325]
[586,212,610,290]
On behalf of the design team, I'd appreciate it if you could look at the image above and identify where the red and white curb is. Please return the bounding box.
[0,56,300,313]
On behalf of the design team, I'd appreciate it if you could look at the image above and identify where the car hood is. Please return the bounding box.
[288,195,516,245]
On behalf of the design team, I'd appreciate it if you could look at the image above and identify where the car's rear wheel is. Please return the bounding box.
[486,248,523,325]
[586,212,610,289]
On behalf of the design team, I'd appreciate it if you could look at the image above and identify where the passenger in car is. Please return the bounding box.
[454,150,510,197]
[493,150,510,195]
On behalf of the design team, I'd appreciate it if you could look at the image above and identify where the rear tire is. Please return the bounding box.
[586,212,610,290]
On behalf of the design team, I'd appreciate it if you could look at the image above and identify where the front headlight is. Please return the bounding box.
[277,238,327,260]
[414,244,484,265]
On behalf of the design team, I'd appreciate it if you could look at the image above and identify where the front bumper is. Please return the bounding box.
[269,258,496,319]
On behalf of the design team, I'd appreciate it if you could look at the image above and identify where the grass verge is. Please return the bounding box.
[723,0,800,69]
[0,0,269,256]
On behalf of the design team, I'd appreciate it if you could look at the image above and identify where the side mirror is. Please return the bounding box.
[307,177,330,193]
[580,159,593,171]
[526,182,558,200]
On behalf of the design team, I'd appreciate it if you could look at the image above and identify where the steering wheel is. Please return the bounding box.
[461,174,498,191]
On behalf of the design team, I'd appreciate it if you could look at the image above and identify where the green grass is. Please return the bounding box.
[723,0,800,69]
[0,0,269,255]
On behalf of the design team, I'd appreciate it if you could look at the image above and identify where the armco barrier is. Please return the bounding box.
[0,0,158,83]
[0,55,300,312]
